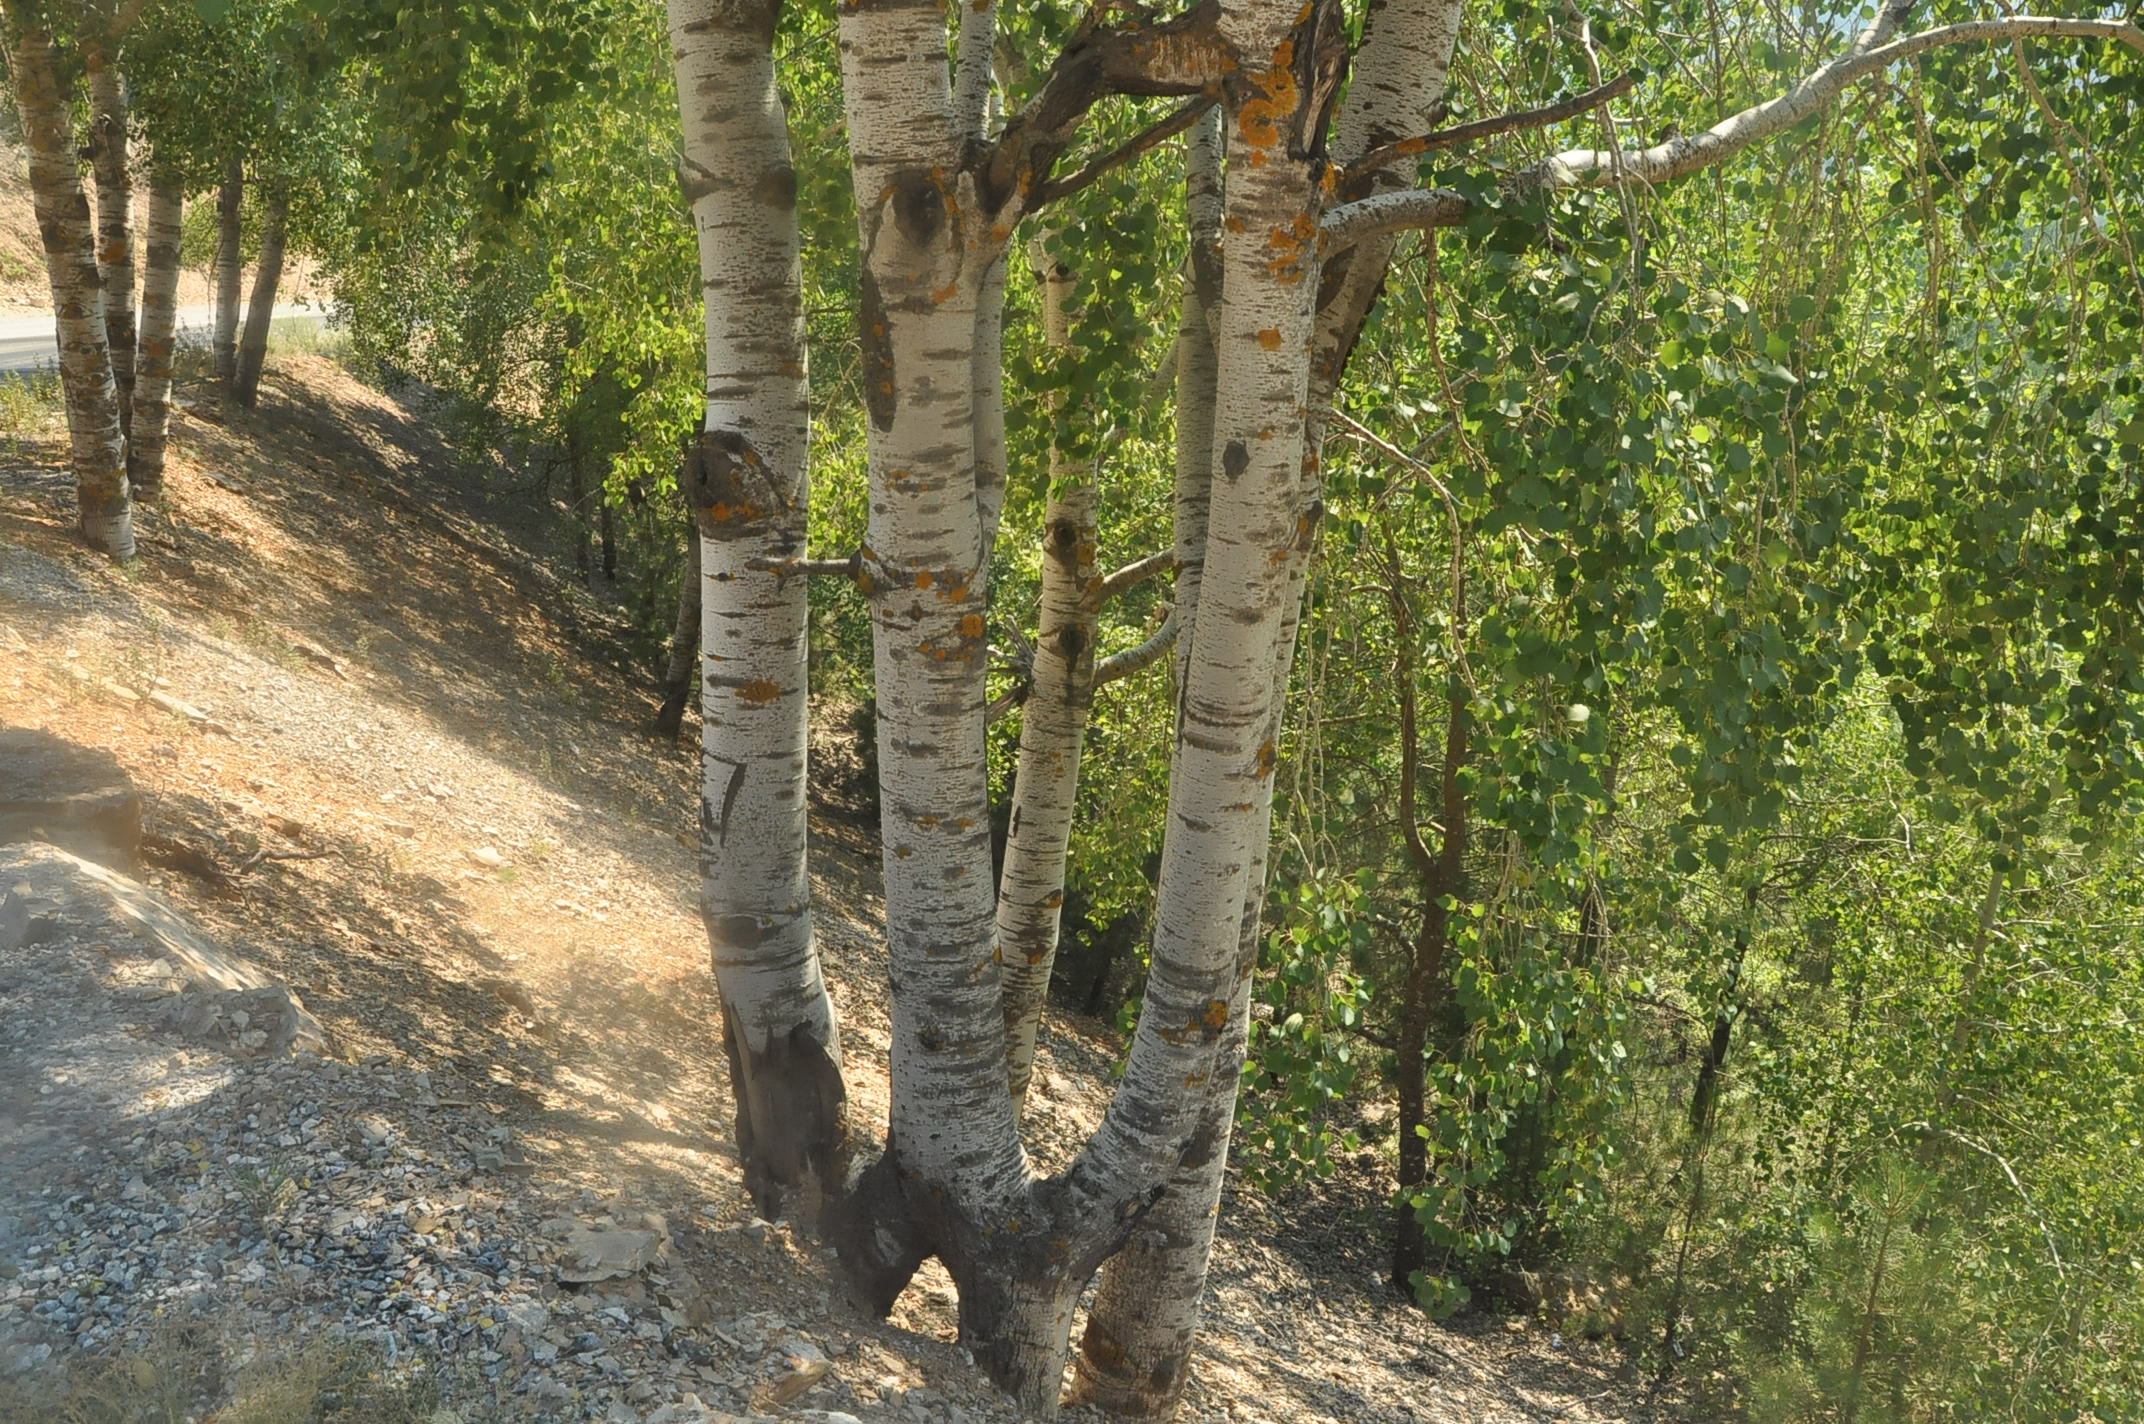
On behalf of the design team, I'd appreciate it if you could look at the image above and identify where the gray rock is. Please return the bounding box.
[0,843,335,1060]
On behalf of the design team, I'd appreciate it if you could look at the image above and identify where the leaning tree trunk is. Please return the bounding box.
[1069,117,1234,1395]
[669,0,845,1216]
[231,188,288,408]
[821,3,1252,1406]
[1067,10,1334,1413]
[211,157,243,388]
[128,168,182,502]
[3,7,132,559]
[655,513,702,738]
[998,243,1101,1107]
[83,38,135,422]
[1075,2,1466,1408]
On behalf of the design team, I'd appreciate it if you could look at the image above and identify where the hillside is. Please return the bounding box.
[0,141,324,316]
[0,354,1661,1423]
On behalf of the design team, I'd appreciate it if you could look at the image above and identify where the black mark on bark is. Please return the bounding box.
[891,169,945,247]
[861,269,896,432]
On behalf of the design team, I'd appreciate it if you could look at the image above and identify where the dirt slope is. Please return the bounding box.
[0,354,1665,1424]
[0,141,324,315]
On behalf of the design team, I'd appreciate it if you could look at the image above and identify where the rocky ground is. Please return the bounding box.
[0,353,1671,1423]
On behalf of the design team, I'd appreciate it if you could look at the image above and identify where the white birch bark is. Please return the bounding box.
[128,168,181,503]
[1077,7,1464,1409]
[998,242,1099,1108]
[211,157,242,388]
[1312,0,1465,416]
[84,38,135,418]
[670,0,845,1213]
[1062,0,1319,1295]
[831,0,1029,1274]
[4,4,132,560]
[1169,109,1223,691]
[232,187,288,408]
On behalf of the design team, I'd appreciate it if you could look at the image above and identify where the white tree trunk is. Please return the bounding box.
[1070,108,1226,1416]
[998,243,1099,1108]
[828,0,1031,1310]
[1313,0,1466,415]
[232,187,288,408]
[1060,17,1322,1396]
[84,38,135,420]
[1076,6,1465,1411]
[1169,109,1223,690]
[128,168,182,503]
[670,0,845,1214]
[4,5,132,560]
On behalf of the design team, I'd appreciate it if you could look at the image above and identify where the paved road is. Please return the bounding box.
[0,303,324,373]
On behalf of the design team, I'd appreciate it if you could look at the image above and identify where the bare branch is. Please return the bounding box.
[1321,187,1471,253]
[1099,548,1174,602]
[1321,15,2144,252]
[1531,17,2144,190]
[1035,94,1218,207]
[977,1,1224,216]
[1096,605,1180,686]
[1329,409,1458,514]
[985,679,1030,724]
[1344,74,1638,182]
[1902,1121,2066,1282]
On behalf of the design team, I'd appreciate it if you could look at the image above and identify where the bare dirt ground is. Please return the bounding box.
[0,352,1671,1423]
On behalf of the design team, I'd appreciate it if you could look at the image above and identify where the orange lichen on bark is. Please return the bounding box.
[1235,42,1299,150]
[1264,211,1318,283]
[735,679,783,705]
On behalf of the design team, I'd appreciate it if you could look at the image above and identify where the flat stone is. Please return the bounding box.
[0,843,336,1060]
[558,1227,664,1284]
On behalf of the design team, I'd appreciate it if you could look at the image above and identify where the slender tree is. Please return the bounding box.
[655,515,702,739]
[82,25,135,419]
[212,157,244,387]
[127,168,183,502]
[231,183,289,407]
[3,1,133,559]
[667,0,846,1214]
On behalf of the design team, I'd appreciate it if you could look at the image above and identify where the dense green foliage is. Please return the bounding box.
[66,0,2140,1418]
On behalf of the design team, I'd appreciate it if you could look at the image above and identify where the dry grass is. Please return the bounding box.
[0,1327,449,1424]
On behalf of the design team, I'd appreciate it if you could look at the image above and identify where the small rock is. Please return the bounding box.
[2,1341,54,1375]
